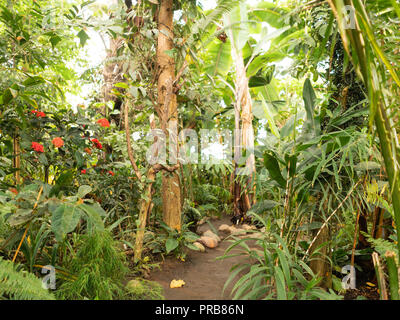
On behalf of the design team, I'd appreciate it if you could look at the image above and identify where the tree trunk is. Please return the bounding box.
[13,135,21,185]
[157,0,181,231]
[231,41,256,218]
[309,224,332,289]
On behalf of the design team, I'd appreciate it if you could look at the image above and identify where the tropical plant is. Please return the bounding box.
[0,257,55,300]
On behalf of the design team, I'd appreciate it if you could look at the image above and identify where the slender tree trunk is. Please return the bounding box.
[157,0,181,231]
[13,134,21,185]
[231,41,256,217]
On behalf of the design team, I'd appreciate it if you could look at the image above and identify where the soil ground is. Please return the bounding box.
[149,215,250,300]
[147,216,381,300]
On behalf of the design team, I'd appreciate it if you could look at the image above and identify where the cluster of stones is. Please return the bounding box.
[192,223,266,251]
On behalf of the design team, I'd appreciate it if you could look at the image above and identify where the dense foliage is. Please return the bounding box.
[0,0,399,300]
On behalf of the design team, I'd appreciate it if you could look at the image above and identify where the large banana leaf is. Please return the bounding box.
[204,38,233,77]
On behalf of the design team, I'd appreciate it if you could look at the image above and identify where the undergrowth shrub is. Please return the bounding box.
[125,278,164,300]
[0,257,55,300]
[55,229,129,300]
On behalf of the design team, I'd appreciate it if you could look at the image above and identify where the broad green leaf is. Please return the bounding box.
[51,204,82,241]
[78,203,105,233]
[302,78,319,136]
[77,29,89,47]
[165,238,179,254]
[205,38,232,77]
[77,185,92,198]
[8,208,33,226]
[263,152,286,188]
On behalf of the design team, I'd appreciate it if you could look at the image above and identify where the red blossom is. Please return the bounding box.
[35,111,46,118]
[31,110,38,114]
[52,137,64,148]
[96,118,110,128]
[31,142,44,153]
[108,170,115,176]
[81,169,87,174]
[91,138,102,150]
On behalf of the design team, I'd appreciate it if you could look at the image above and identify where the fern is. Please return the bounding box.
[55,230,128,300]
[0,258,55,300]
[363,233,397,258]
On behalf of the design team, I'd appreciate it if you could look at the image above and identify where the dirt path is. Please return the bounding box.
[149,216,249,300]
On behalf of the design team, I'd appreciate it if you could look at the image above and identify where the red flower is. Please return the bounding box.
[81,169,87,174]
[108,170,114,176]
[97,118,110,128]
[35,111,46,118]
[52,137,64,148]
[31,110,38,114]
[31,142,44,153]
[9,188,18,195]
[91,138,102,150]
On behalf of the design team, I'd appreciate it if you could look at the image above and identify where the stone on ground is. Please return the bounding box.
[242,224,256,230]
[193,241,205,252]
[199,236,218,248]
[203,229,221,242]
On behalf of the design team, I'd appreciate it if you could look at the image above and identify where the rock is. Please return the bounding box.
[203,230,221,242]
[228,226,245,234]
[193,241,205,252]
[218,224,230,232]
[199,236,218,248]
[197,217,209,225]
[218,224,231,237]
[242,224,256,231]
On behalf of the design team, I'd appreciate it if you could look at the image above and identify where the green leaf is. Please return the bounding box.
[38,153,48,166]
[205,38,232,77]
[78,203,105,232]
[248,76,268,88]
[250,200,279,213]
[257,92,279,137]
[8,208,33,226]
[49,35,62,48]
[263,152,286,188]
[165,238,179,254]
[302,78,319,136]
[274,266,287,300]
[77,29,89,47]
[114,82,129,89]
[75,151,84,168]
[51,204,82,242]
[77,185,92,198]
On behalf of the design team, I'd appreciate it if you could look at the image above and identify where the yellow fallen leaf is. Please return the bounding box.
[366,282,376,287]
[170,279,185,288]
